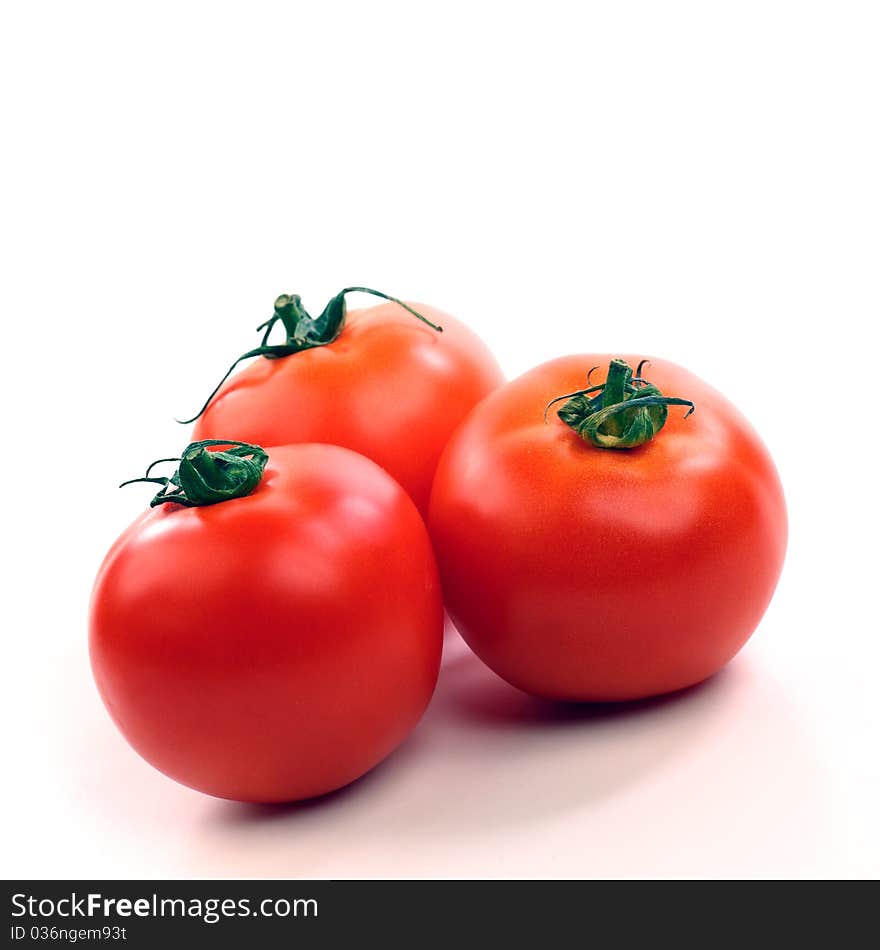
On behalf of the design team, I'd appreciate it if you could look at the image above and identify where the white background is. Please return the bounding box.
[2,1,878,879]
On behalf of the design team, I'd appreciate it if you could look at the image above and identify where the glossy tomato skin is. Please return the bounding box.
[90,444,443,802]
[192,302,504,515]
[429,356,787,702]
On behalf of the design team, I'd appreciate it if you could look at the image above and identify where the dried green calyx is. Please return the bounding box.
[120,440,269,507]
[547,358,695,449]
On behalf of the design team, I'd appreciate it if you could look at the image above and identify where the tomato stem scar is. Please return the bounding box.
[544,358,695,449]
[178,288,443,424]
[120,440,269,507]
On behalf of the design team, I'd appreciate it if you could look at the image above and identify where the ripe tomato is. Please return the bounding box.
[186,289,504,515]
[90,441,443,802]
[429,355,787,702]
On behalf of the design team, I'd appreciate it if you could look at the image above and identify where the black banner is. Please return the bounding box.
[2,880,874,948]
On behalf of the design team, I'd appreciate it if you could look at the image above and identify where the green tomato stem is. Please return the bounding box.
[121,440,269,507]
[547,359,695,450]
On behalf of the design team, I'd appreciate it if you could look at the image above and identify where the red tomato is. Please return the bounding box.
[188,291,503,515]
[90,442,443,802]
[429,355,787,702]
